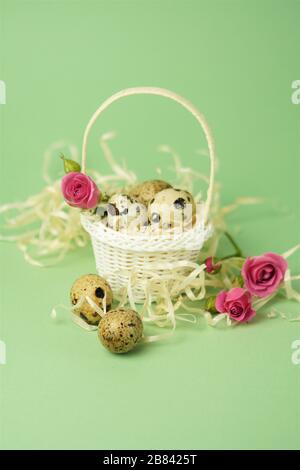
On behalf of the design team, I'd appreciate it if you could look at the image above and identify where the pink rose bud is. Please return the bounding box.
[205,256,221,274]
[242,252,288,298]
[61,172,100,209]
[216,287,256,323]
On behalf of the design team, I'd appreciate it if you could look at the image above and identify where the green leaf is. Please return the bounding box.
[60,154,81,173]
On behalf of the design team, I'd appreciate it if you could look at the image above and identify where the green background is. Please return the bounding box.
[0,0,299,450]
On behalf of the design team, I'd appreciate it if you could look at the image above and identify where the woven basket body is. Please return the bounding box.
[80,87,216,303]
[81,214,213,303]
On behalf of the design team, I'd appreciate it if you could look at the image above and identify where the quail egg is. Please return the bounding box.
[70,274,113,325]
[129,180,172,206]
[148,187,196,231]
[98,308,143,353]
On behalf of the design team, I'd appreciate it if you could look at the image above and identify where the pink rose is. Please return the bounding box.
[216,287,256,323]
[242,252,287,298]
[61,172,100,209]
[205,256,221,274]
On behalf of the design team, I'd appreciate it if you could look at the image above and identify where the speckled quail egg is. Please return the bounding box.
[70,274,113,326]
[98,308,143,354]
[148,187,196,230]
[120,201,149,232]
[129,180,172,206]
[85,203,108,222]
[95,203,108,219]
[107,193,148,232]
[106,194,131,230]
[108,194,133,215]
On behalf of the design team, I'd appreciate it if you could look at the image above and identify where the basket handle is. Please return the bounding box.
[81,87,216,224]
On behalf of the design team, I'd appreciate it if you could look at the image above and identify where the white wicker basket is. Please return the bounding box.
[80,87,216,303]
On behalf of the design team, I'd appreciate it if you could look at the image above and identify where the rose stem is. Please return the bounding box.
[221,231,244,260]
